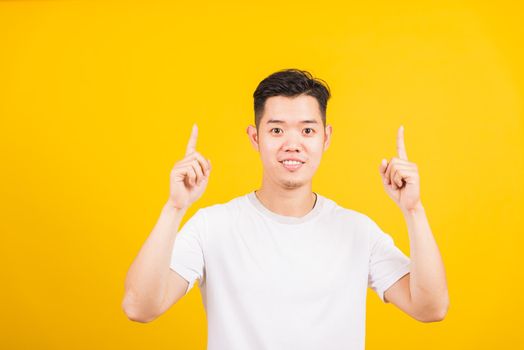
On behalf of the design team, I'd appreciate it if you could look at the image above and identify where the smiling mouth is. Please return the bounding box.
[279,160,305,171]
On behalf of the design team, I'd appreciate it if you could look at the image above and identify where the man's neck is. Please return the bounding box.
[255,185,317,218]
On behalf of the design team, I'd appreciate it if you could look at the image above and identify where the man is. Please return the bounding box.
[122,69,449,349]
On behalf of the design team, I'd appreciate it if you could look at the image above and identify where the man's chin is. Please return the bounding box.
[281,179,306,189]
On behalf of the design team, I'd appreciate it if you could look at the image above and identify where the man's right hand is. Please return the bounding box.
[167,123,211,210]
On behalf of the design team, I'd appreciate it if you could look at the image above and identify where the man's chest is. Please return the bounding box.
[205,224,370,303]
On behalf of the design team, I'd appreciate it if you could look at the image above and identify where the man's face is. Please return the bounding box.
[247,94,332,190]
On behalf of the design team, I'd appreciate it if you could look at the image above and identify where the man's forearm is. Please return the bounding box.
[122,202,188,320]
[402,202,449,319]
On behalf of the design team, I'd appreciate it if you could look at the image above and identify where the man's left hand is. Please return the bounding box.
[379,125,422,212]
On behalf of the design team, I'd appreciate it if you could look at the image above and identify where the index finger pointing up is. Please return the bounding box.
[185,123,198,156]
[397,125,408,160]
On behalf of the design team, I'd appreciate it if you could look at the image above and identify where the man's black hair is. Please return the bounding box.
[253,68,331,131]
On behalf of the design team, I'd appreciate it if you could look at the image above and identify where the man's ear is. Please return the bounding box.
[323,124,332,151]
[246,124,259,152]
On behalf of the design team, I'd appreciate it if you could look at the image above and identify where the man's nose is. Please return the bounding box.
[283,136,302,152]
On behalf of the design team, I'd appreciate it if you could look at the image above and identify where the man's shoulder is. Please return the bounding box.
[324,197,393,242]
[196,193,247,218]
[321,195,376,225]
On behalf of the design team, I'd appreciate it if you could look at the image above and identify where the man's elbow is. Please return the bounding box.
[418,300,449,323]
[124,308,156,323]
[122,296,158,323]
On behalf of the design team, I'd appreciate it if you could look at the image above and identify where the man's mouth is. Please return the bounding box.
[279,159,305,171]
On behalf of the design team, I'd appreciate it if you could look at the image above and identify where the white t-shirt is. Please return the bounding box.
[170,191,411,350]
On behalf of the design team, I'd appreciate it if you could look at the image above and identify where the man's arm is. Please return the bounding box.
[379,125,449,322]
[122,123,212,323]
[121,203,190,323]
[384,202,449,322]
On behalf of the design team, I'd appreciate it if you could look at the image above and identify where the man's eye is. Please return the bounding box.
[304,128,315,135]
[270,128,282,134]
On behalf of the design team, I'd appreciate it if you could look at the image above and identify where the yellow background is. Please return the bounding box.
[1,1,523,349]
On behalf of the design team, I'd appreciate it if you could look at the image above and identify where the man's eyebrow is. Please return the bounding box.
[266,119,319,124]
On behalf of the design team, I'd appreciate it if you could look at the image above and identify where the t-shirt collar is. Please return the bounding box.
[246,190,324,225]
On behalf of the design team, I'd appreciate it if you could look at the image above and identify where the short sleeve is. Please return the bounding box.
[367,218,411,303]
[169,208,206,296]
